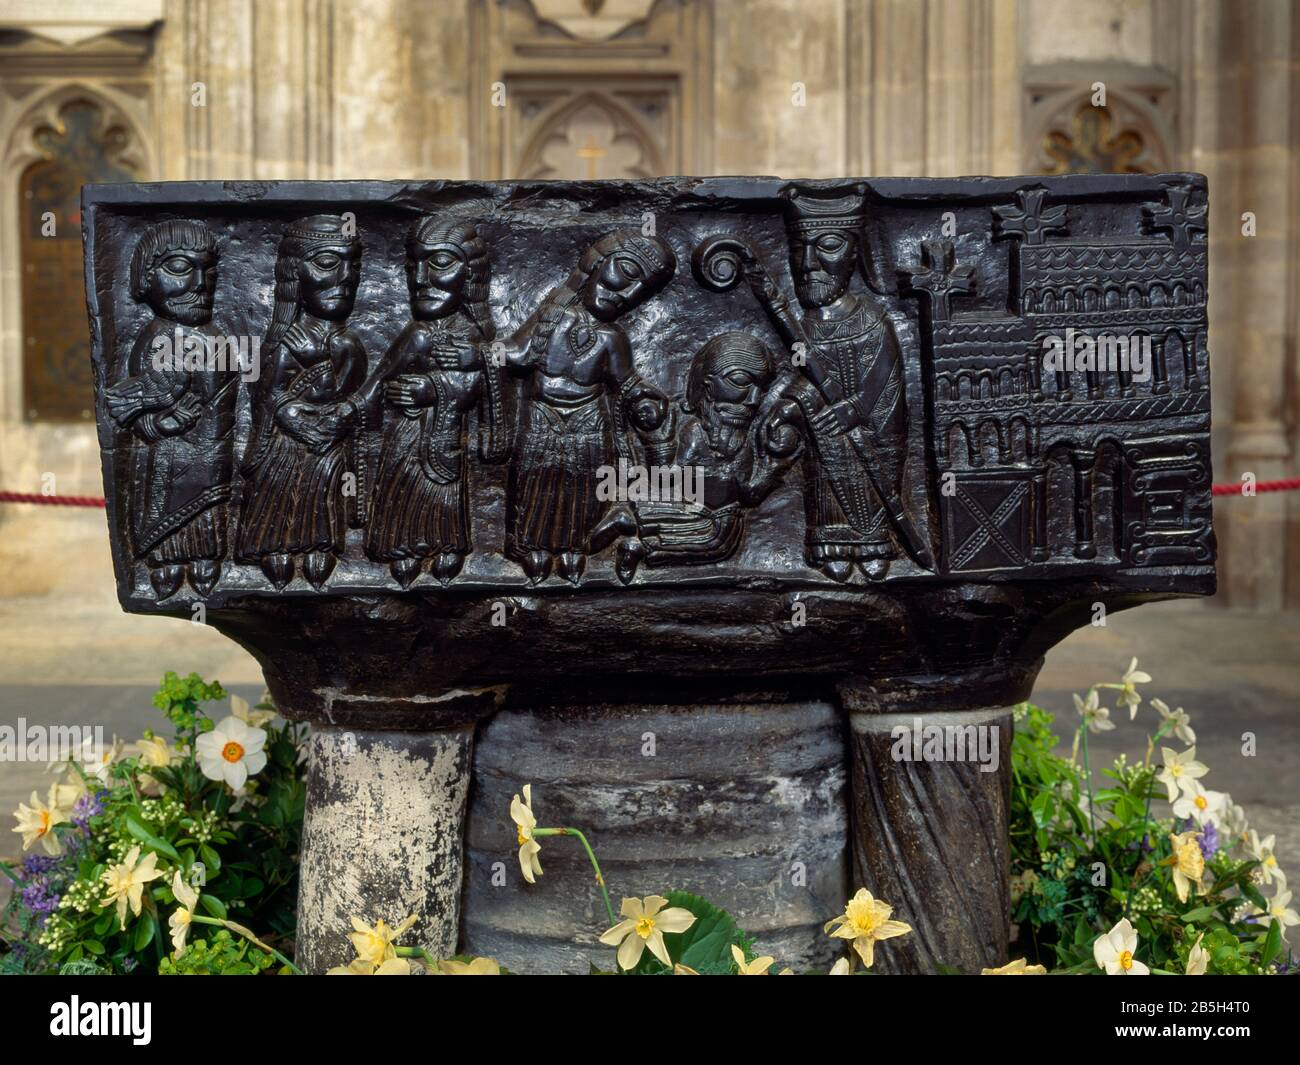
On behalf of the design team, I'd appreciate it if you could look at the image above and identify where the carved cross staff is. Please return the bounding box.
[1142,184,1207,251]
[898,239,975,324]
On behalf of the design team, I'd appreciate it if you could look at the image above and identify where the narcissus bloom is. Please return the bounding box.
[600,895,697,970]
[195,715,267,789]
[101,845,164,929]
[823,888,912,969]
[1185,933,1208,975]
[329,914,418,975]
[829,957,853,975]
[168,870,199,958]
[1151,698,1195,745]
[136,736,176,797]
[12,785,69,856]
[1171,780,1226,827]
[1073,689,1114,733]
[1156,746,1208,802]
[1170,830,1206,902]
[510,784,543,884]
[1264,883,1299,941]
[981,958,1047,974]
[731,944,776,975]
[1246,830,1282,886]
[231,693,277,728]
[1116,657,1152,719]
[438,957,502,975]
[1093,917,1148,975]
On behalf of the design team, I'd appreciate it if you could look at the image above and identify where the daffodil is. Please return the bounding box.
[731,944,776,975]
[1074,689,1114,733]
[1221,799,1249,844]
[1263,882,1299,942]
[351,914,417,969]
[1155,746,1208,802]
[823,888,912,969]
[981,958,1047,975]
[829,956,853,975]
[53,771,88,811]
[1246,830,1282,885]
[1115,657,1152,719]
[135,735,176,797]
[438,956,502,975]
[1169,830,1205,902]
[1093,917,1148,975]
[510,784,543,884]
[12,785,69,855]
[600,895,696,970]
[195,715,267,789]
[328,957,412,975]
[231,693,277,728]
[168,870,200,958]
[1151,698,1195,745]
[1171,779,1225,827]
[1185,933,1208,975]
[100,845,164,929]
[673,964,701,975]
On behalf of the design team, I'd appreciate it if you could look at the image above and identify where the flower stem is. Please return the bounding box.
[190,914,301,974]
[535,827,616,926]
[1080,724,1097,847]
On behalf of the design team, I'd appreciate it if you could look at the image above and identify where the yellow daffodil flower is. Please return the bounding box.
[981,958,1047,974]
[829,956,854,974]
[673,963,701,975]
[1246,830,1282,886]
[100,845,164,930]
[438,957,502,975]
[1093,917,1148,975]
[12,785,69,856]
[168,870,200,958]
[1170,830,1205,902]
[600,895,697,970]
[731,944,776,975]
[823,888,912,969]
[510,784,543,884]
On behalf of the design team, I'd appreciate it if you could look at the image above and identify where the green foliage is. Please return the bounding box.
[1009,686,1293,976]
[158,930,276,975]
[2,675,307,975]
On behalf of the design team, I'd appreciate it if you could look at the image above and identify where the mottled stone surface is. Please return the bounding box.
[461,693,848,973]
[297,724,473,973]
[847,707,1013,974]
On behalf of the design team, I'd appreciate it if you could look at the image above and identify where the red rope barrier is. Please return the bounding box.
[3,481,1299,509]
[0,491,105,508]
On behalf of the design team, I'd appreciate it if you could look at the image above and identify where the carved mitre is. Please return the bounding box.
[781,183,868,235]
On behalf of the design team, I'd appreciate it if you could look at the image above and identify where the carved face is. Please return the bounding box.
[582,250,657,323]
[407,241,467,319]
[144,248,217,325]
[789,228,858,308]
[705,364,766,428]
[299,241,359,320]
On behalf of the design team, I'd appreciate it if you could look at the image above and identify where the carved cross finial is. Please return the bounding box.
[1142,184,1207,251]
[898,239,974,324]
[992,189,1068,246]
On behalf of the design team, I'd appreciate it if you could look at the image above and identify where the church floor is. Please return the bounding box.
[1,569,1297,920]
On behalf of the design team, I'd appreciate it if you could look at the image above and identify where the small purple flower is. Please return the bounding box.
[1198,822,1219,859]
[20,854,60,877]
[72,790,106,831]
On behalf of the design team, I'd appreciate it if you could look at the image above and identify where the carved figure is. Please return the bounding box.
[103,220,234,599]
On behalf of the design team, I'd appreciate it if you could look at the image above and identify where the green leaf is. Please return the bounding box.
[1240,879,1267,911]
[133,910,157,953]
[1260,918,1283,967]
[199,894,228,919]
[632,891,746,975]
[199,844,221,876]
[83,940,105,956]
[125,815,181,863]
[93,911,114,936]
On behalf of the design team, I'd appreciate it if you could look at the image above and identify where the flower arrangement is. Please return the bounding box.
[3,662,1293,975]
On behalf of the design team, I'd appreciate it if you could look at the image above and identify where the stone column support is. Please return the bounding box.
[296,723,474,974]
[843,702,1013,974]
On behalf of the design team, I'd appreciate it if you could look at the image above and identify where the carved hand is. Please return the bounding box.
[386,374,436,412]
[157,392,203,436]
[811,399,861,436]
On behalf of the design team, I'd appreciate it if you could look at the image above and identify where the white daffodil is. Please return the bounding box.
[1220,799,1249,846]
[1170,830,1206,903]
[1116,657,1152,719]
[12,785,70,856]
[58,734,124,785]
[168,870,200,958]
[1151,699,1195,745]
[1185,933,1209,975]
[1264,884,1300,942]
[600,895,697,971]
[1094,917,1149,975]
[981,958,1048,975]
[824,888,913,969]
[1074,689,1114,734]
[510,784,543,884]
[100,845,164,930]
[1171,779,1226,827]
[1246,830,1283,886]
[231,693,277,728]
[731,944,776,975]
[194,715,267,789]
[135,735,176,797]
[1156,746,1209,802]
